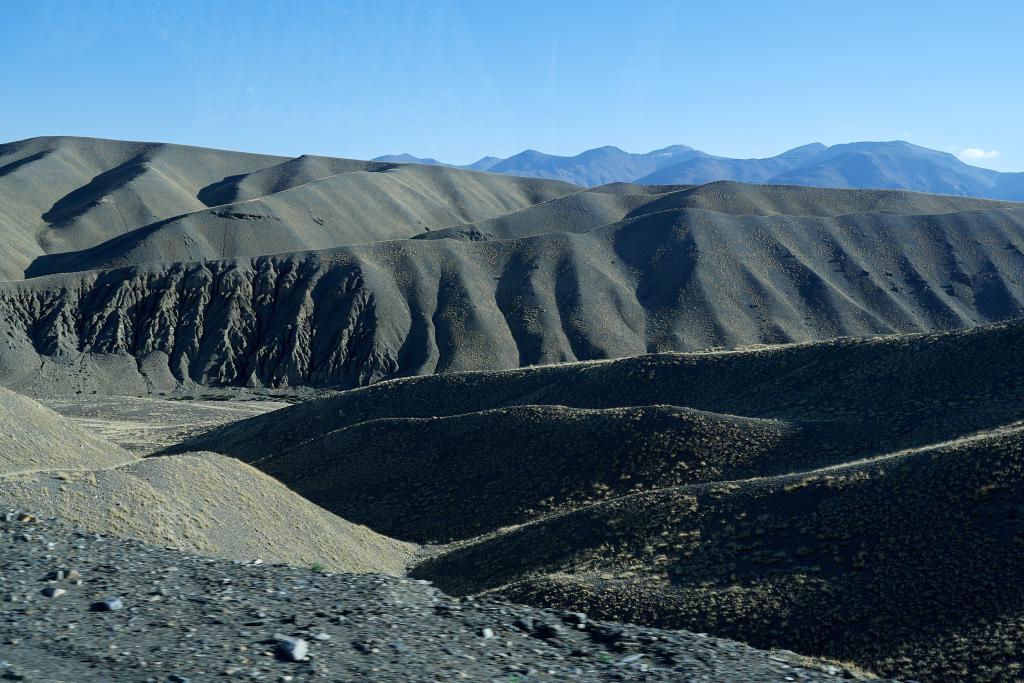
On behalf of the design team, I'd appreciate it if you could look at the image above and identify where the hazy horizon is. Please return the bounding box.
[7,134,1011,176]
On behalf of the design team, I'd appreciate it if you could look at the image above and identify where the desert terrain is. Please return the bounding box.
[2,136,1023,682]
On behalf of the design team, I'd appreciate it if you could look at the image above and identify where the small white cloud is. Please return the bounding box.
[959,148,1001,161]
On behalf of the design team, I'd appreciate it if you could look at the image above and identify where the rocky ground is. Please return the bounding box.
[0,509,888,683]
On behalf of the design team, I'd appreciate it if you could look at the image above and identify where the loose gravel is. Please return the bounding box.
[0,509,891,682]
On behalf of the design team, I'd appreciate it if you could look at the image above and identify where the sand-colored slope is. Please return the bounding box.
[0,136,576,280]
[197,154,384,205]
[0,452,415,574]
[0,385,414,573]
[0,136,286,279]
[0,386,134,474]
[415,185,656,241]
[26,164,578,276]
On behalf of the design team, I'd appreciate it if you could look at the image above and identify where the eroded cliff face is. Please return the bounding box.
[3,204,1024,394]
[0,257,400,391]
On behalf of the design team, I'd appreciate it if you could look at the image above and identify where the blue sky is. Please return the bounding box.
[4,1,1022,170]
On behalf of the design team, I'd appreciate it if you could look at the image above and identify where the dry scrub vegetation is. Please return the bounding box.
[185,319,1024,682]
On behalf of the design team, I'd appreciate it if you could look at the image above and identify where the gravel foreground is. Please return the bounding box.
[0,510,890,683]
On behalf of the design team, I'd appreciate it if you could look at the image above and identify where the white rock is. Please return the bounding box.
[275,636,309,661]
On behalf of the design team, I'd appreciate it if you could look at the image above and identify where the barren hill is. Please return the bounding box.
[180,320,1024,682]
[0,385,135,474]
[2,179,1023,394]
[0,136,575,280]
[0,136,284,280]
[4,138,1024,396]
[0,452,414,574]
[0,385,413,573]
[4,135,1024,681]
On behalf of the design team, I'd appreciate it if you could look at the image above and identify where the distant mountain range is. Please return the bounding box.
[375,141,1024,200]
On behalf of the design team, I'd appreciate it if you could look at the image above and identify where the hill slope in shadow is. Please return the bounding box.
[180,320,1024,682]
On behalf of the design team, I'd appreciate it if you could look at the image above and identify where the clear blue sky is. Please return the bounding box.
[4,1,1022,170]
